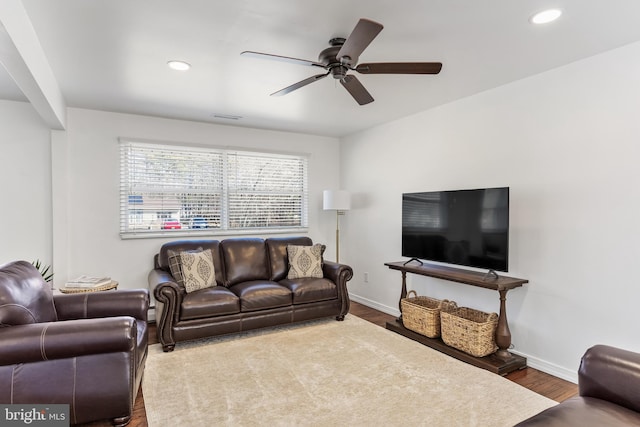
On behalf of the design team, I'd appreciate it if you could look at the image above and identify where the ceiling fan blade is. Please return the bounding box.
[337,19,383,63]
[355,62,443,74]
[241,51,325,68]
[340,75,374,105]
[271,72,330,97]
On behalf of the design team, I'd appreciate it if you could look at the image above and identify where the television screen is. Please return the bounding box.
[402,187,509,272]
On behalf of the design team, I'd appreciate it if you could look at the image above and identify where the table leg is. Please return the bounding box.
[397,271,407,321]
[495,288,513,360]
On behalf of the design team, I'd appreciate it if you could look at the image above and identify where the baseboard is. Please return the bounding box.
[511,350,578,384]
[350,294,578,384]
[349,293,400,318]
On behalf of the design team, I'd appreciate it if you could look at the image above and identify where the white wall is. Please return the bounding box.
[341,40,640,383]
[0,100,52,265]
[51,109,341,295]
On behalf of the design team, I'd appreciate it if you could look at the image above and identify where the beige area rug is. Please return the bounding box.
[143,316,555,426]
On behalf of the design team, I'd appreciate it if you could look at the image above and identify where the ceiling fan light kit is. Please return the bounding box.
[241,18,442,105]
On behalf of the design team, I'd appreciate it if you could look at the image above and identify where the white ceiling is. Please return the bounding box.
[3,0,640,137]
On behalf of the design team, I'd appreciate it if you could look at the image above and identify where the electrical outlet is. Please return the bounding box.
[364,272,369,283]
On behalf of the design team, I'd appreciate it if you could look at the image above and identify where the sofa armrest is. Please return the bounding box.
[149,269,184,307]
[323,261,353,284]
[0,317,136,365]
[148,269,179,297]
[323,261,353,318]
[53,289,149,322]
[579,344,640,412]
[148,268,185,351]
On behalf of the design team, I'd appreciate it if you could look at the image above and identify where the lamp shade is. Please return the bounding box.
[323,190,351,211]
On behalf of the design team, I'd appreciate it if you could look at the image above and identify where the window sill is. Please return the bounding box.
[120,227,309,240]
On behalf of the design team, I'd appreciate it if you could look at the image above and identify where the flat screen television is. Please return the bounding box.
[402,187,509,272]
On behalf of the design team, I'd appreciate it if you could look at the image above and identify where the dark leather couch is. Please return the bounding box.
[149,236,353,352]
[515,344,640,426]
[0,260,149,427]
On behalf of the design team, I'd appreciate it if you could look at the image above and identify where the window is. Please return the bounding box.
[119,140,308,237]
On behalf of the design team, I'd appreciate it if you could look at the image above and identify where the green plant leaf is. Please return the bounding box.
[31,259,54,283]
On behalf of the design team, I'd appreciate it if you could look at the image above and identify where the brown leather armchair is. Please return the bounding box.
[0,260,149,426]
[515,344,640,426]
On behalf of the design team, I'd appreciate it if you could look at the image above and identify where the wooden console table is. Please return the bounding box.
[385,261,528,375]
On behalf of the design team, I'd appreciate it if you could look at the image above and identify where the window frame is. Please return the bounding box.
[119,139,309,239]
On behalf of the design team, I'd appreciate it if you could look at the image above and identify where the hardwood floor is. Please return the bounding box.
[85,301,577,427]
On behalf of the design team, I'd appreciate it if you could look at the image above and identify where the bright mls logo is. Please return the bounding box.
[1,405,69,426]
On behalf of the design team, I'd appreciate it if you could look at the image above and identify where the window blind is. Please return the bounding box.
[227,151,308,229]
[119,140,308,237]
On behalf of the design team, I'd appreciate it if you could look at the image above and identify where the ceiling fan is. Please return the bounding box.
[241,18,442,105]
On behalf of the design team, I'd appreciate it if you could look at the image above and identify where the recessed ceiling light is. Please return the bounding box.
[531,9,562,24]
[167,60,191,71]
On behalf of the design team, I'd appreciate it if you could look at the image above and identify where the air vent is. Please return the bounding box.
[212,114,242,120]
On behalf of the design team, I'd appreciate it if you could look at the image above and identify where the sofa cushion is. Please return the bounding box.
[287,244,324,279]
[180,249,216,293]
[0,260,57,325]
[221,238,269,287]
[229,281,292,312]
[180,286,240,321]
[265,236,313,281]
[279,278,337,304]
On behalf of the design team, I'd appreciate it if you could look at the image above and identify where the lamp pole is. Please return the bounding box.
[323,190,351,264]
[335,210,345,263]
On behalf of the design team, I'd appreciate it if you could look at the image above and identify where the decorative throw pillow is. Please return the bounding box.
[168,247,205,288]
[287,244,324,279]
[180,249,216,293]
[167,249,185,286]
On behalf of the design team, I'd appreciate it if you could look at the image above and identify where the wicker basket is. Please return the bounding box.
[401,290,457,338]
[440,307,498,357]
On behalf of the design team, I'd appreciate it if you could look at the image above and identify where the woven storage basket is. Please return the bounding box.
[440,307,498,357]
[401,290,457,338]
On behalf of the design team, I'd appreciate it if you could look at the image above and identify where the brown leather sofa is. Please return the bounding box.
[515,344,640,426]
[0,260,149,427]
[149,236,353,352]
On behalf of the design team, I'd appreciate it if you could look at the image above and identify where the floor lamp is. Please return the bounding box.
[323,190,351,263]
